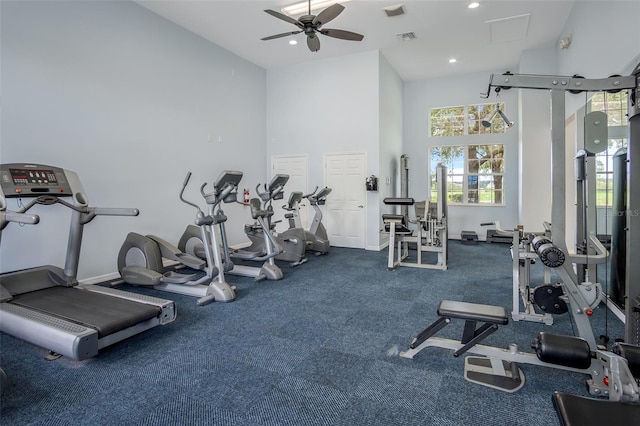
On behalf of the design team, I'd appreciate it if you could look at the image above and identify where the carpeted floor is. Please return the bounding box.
[0,241,625,425]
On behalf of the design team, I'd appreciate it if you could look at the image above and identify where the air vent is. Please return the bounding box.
[396,32,416,41]
[384,4,406,17]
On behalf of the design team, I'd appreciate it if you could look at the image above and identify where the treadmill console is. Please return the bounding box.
[0,164,73,197]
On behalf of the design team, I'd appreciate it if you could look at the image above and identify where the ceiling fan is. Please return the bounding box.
[261,1,364,52]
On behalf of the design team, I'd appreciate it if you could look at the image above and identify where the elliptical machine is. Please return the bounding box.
[117,172,236,306]
[244,174,307,267]
[178,170,283,281]
[284,186,332,255]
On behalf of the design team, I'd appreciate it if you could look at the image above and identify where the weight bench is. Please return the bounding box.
[401,300,525,392]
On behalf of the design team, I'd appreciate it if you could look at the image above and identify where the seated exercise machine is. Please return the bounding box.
[400,235,624,395]
[382,163,448,271]
[400,298,639,401]
[244,174,307,267]
[117,171,236,306]
[0,163,176,361]
[282,186,332,255]
[178,170,283,281]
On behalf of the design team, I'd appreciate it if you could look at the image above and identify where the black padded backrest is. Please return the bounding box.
[614,343,640,377]
[384,197,415,205]
[552,391,640,426]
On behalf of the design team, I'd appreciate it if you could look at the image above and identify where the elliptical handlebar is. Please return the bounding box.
[302,186,319,199]
[179,171,203,213]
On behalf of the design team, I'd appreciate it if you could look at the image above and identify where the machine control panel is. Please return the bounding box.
[0,163,73,197]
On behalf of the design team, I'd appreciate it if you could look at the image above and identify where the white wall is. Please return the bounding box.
[378,53,404,248]
[518,47,557,233]
[266,50,383,249]
[0,1,266,278]
[556,0,640,116]
[403,70,520,239]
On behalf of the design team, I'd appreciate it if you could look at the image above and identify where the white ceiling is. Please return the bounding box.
[135,0,576,81]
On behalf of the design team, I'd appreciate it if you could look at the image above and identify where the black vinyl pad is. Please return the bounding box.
[552,391,640,426]
[12,287,161,338]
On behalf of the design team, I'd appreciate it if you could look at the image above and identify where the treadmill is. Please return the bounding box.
[0,163,176,361]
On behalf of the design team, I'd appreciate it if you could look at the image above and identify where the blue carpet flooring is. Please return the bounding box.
[0,241,625,425]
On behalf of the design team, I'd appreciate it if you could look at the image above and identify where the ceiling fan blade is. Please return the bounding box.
[261,31,302,41]
[307,34,320,52]
[321,28,364,41]
[312,3,344,27]
[264,9,301,26]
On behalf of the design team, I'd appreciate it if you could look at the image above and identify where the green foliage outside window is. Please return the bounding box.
[430,144,504,205]
[431,103,507,137]
[588,92,629,207]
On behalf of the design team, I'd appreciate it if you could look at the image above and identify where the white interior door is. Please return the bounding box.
[271,155,309,232]
[324,152,366,249]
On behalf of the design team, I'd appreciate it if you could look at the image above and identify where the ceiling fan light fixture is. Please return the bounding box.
[282,0,350,16]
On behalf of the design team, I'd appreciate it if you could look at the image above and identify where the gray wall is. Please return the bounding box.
[266,50,383,249]
[377,53,404,248]
[0,1,266,278]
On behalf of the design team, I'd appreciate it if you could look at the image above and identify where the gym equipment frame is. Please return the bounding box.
[401,65,640,401]
[481,66,640,344]
[0,164,176,360]
[382,163,448,271]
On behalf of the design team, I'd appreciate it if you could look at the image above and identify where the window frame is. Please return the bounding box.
[430,102,508,137]
[430,144,506,206]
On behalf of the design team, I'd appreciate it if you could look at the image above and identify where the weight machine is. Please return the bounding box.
[382,162,448,271]
[401,66,640,405]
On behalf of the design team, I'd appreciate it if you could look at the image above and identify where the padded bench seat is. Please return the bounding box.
[409,300,509,356]
[437,300,509,325]
[382,214,412,234]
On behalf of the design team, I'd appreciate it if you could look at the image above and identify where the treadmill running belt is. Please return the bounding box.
[11,287,161,338]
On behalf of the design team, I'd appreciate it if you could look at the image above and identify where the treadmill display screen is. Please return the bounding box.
[9,168,58,186]
[0,164,73,197]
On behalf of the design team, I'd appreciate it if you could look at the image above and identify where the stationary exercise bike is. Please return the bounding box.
[178,170,284,281]
[244,174,307,267]
[282,186,332,255]
[117,172,236,306]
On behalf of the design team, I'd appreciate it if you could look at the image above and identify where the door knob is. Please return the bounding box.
[358,205,364,208]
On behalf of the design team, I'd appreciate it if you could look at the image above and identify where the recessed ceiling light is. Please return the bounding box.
[468,2,480,9]
[289,40,298,45]
[449,58,457,63]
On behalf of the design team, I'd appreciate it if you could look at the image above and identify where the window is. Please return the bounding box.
[430,103,507,137]
[430,144,505,205]
[588,92,629,207]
